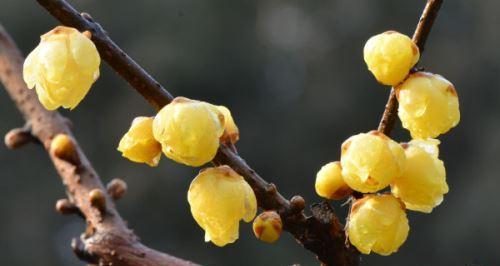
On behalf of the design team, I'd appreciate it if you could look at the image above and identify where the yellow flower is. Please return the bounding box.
[348,194,409,256]
[315,161,352,200]
[152,97,225,167]
[341,131,406,193]
[391,139,448,213]
[216,105,240,144]
[363,31,419,86]
[397,72,460,139]
[117,117,162,167]
[252,211,282,243]
[23,26,100,110]
[188,166,257,247]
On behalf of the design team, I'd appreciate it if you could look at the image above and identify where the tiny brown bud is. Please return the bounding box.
[51,134,80,165]
[266,183,277,194]
[4,128,35,149]
[55,198,79,215]
[82,30,92,39]
[89,189,106,212]
[81,12,94,22]
[290,195,305,213]
[107,178,127,200]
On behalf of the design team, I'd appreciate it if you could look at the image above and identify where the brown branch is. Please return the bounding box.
[28,0,445,265]
[378,0,444,134]
[0,24,197,266]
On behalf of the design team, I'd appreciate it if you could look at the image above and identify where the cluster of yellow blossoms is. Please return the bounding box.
[23,26,261,247]
[23,25,460,255]
[117,96,257,246]
[315,30,460,256]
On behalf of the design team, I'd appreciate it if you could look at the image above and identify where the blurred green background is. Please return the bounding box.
[1,0,498,265]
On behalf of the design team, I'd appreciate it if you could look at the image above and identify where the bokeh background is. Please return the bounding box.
[1,0,499,265]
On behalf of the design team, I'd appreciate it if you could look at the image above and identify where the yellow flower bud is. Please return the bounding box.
[315,161,352,200]
[364,31,419,86]
[216,105,239,144]
[188,166,257,247]
[397,72,460,139]
[348,194,409,256]
[391,139,448,213]
[117,117,161,167]
[341,131,406,193]
[152,97,225,167]
[252,211,282,243]
[23,26,100,110]
[50,133,79,165]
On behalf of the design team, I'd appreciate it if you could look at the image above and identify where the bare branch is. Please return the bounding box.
[0,24,197,266]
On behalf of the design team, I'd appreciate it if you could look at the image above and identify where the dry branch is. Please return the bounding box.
[0,24,197,266]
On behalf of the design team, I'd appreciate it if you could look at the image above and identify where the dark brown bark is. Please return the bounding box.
[0,24,197,266]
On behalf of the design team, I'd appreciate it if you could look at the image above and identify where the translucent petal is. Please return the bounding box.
[188,166,257,247]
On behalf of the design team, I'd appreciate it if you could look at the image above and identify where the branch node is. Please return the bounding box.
[89,188,106,213]
[50,133,81,165]
[71,237,99,264]
[4,126,37,149]
[107,178,127,200]
[266,183,277,194]
[81,12,94,22]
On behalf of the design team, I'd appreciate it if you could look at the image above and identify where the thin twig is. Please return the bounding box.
[0,24,197,266]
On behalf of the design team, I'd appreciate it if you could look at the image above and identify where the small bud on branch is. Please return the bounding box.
[89,188,106,213]
[50,134,80,165]
[107,178,127,200]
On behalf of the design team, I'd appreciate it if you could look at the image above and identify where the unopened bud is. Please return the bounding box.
[107,178,127,200]
[82,30,92,39]
[290,195,305,213]
[51,134,80,165]
[252,211,282,243]
[89,189,106,212]
[55,198,79,215]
